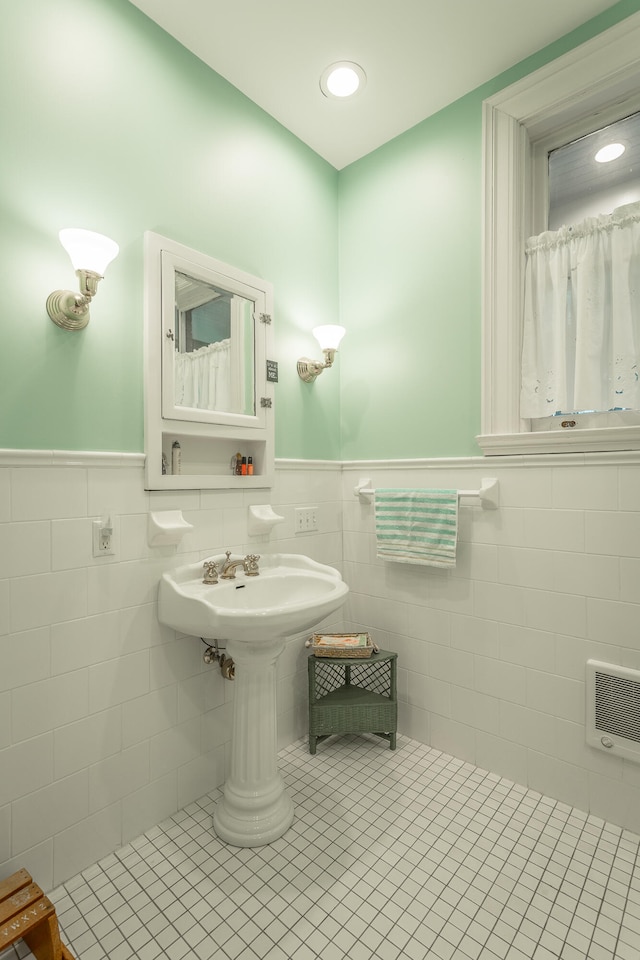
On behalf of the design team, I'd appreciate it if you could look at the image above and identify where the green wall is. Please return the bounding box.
[338,95,482,459]
[0,0,340,458]
[2,0,639,460]
[338,0,640,459]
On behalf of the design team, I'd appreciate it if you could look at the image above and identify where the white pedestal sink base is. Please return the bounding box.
[213,636,295,847]
[213,774,294,847]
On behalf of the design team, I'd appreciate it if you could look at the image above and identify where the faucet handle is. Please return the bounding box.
[202,560,219,584]
[244,554,260,576]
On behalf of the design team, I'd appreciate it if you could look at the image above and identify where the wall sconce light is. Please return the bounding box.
[46,228,119,331]
[297,325,346,383]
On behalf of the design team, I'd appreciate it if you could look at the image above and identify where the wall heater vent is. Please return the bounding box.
[586,660,640,764]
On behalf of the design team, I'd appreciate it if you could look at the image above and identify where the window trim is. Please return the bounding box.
[478,11,640,456]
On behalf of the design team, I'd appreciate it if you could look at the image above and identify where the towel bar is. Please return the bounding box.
[353,477,499,509]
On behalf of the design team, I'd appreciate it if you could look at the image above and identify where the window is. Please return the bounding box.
[479,11,640,455]
[546,111,640,231]
[523,112,640,431]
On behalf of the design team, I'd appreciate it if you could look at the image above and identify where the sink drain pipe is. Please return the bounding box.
[201,639,235,680]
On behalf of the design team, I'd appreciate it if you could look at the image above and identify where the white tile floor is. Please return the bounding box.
[4,735,640,960]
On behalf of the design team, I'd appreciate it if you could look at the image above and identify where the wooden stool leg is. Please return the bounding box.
[23,911,62,960]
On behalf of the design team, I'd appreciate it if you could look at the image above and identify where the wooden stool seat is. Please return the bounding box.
[0,869,75,960]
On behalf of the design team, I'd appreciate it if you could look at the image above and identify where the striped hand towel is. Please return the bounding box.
[375,488,458,567]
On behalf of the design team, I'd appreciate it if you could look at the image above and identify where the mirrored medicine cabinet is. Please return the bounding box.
[143,231,275,490]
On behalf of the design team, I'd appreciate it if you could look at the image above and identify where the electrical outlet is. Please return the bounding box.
[294,506,318,534]
[92,518,116,557]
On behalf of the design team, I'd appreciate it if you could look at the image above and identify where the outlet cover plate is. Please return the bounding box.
[92,518,116,557]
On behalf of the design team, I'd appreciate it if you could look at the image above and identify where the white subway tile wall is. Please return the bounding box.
[341,458,640,837]
[0,457,344,889]
[2,453,640,896]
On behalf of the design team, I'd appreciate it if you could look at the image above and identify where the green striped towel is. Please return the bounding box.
[375,488,458,567]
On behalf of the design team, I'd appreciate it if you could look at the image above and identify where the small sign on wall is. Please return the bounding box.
[266,360,279,382]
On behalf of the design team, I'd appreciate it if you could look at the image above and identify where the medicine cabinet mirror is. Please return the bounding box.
[144,232,274,490]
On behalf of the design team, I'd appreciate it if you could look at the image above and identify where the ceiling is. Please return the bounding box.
[127,0,622,170]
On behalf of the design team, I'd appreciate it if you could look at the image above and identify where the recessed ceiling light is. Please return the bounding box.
[320,61,366,99]
[594,142,626,163]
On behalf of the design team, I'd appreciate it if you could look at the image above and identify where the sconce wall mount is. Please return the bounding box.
[297,351,337,383]
[297,325,345,383]
[47,269,103,331]
[47,228,119,331]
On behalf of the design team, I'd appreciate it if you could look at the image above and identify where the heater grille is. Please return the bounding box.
[586,660,640,763]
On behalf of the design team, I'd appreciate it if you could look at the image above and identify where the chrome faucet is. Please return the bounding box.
[219,551,260,579]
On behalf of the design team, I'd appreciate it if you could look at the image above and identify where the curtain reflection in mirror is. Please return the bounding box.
[175,339,232,410]
[173,271,254,416]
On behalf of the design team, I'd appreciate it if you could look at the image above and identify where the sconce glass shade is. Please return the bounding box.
[59,228,119,275]
[313,324,346,351]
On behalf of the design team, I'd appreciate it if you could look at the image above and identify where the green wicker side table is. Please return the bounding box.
[308,649,397,754]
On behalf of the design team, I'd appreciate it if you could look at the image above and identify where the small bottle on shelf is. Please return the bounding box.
[247,456,254,476]
[234,452,242,476]
[171,441,181,475]
[241,456,247,476]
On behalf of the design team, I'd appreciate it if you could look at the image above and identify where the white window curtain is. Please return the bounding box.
[174,339,231,411]
[520,200,640,418]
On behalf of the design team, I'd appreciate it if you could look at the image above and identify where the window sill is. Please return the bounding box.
[476,425,640,456]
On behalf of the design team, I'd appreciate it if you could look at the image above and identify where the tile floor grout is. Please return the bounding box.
[3,735,640,960]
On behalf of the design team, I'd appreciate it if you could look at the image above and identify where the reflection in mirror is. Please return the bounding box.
[173,271,255,416]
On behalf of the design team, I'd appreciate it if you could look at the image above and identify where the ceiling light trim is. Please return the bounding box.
[320,61,367,99]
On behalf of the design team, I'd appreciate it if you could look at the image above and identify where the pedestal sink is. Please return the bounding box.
[158,554,348,846]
